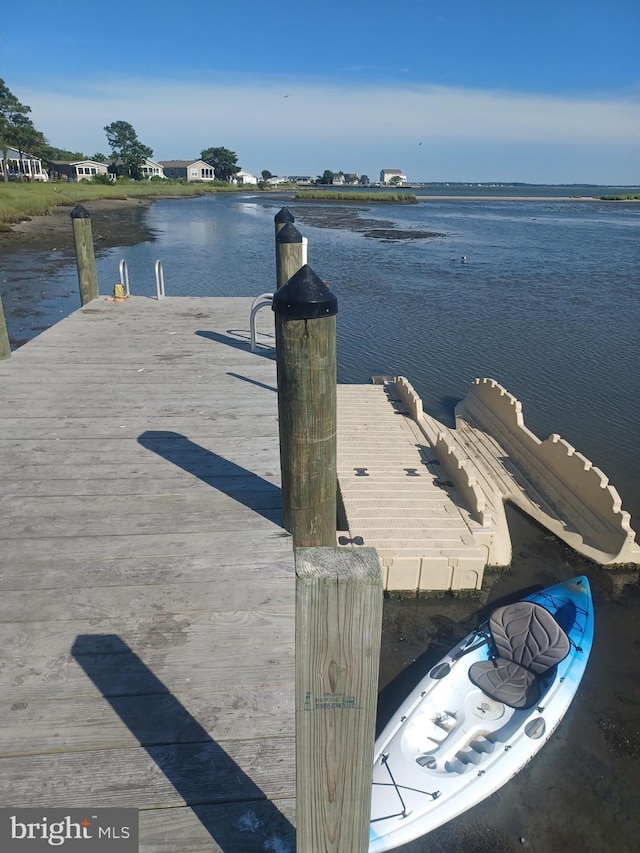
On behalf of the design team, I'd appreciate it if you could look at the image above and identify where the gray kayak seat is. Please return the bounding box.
[468,602,571,709]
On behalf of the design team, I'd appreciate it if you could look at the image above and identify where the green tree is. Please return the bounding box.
[9,114,48,164]
[92,152,108,163]
[318,169,335,185]
[261,169,273,181]
[104,120,153,180]
[41,145,88,162]
[200,146,241,181]
[0,78,32,182]
[359,174,370,186]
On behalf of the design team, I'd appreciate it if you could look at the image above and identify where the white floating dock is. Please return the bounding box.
[337,377,640,592]
[337,383,489,592]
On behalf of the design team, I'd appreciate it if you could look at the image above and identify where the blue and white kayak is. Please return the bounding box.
[370,576,594,852]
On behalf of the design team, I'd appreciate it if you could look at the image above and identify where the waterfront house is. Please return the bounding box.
[0,147,48,181]
[332,173,346,185]
[380,168,407,185]
[48,159,110,181]
[157,160,216,181]
[287,175,315,185]
[109,157,166,180]
[234,170,258,185]
[140,159,165,179]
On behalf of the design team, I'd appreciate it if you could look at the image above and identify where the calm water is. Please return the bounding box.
[3,191,640,520]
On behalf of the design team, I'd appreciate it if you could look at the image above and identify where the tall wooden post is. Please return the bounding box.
[272,264,338,546]
[295,547,383,853]
[70,204,99,305]
[0,294,11,360]
[276,222,306,287]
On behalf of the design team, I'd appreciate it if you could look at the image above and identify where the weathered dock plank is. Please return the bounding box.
[0,578,293,621]
[0,685,295,755]
[0,506,281,538]
[0,530,290,560]
[139,800,296,853]
[0,415,280,439]
[0,553,293,590]
[0,608,295,658]
[0,736,296,807]
[0,643,295,701]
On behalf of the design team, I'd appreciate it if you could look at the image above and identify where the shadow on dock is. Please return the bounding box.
[71,635,295,851]
[196,329,275,359]
[226,372,277,393]
[138,431,281,524]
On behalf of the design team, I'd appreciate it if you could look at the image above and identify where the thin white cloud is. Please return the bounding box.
[20,76,640,182]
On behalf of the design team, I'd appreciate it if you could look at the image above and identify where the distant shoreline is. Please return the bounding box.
[1,191,637,255]
[415,194,602,202]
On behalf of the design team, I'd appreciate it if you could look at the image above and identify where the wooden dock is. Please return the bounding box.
[0,297,296,852]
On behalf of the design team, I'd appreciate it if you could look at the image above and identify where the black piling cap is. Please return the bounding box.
[274,207,295,225]
[276,222,303,243]
[272,264,338,320]
[70,204,91,219]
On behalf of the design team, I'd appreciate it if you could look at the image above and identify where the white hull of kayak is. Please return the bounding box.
[369,576,594,853]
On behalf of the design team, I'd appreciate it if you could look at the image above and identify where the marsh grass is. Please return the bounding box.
[0,181,239,230]
[294,190,417,203]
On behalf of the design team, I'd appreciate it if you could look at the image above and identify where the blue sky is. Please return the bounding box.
[3,0,639,183]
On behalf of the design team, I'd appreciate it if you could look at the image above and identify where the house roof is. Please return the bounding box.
[3,148,43,160]
[49,159,108,167]
[158,160,211,168]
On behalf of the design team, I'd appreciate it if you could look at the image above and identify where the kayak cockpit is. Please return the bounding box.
[468,601,571,709]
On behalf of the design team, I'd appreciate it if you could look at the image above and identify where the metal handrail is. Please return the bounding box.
[118,259,130,296]
[155,260,166,299]
[250,292,274,352]
[117,259,166,299]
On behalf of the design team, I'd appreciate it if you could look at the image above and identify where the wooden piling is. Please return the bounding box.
[0,294,10,360]
[276,222,306,287]
[70,204,99,305]
[295,546,383,853]
[272,264,338,546]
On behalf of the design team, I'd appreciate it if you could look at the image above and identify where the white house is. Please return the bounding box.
[380,168,407,185]
[109,157,166,180]
[140,159,165,179]
[158,160,216,181]
[234,170,258,185]
[48,159,110,181]
[0,147,48,181]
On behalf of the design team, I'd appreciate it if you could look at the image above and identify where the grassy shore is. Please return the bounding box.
[0,180,240,231]
[599,194,640,201]
[294,189,417,203]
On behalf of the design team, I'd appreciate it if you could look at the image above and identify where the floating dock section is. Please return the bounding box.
[337,383,491,593]
[337,377,640,592]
